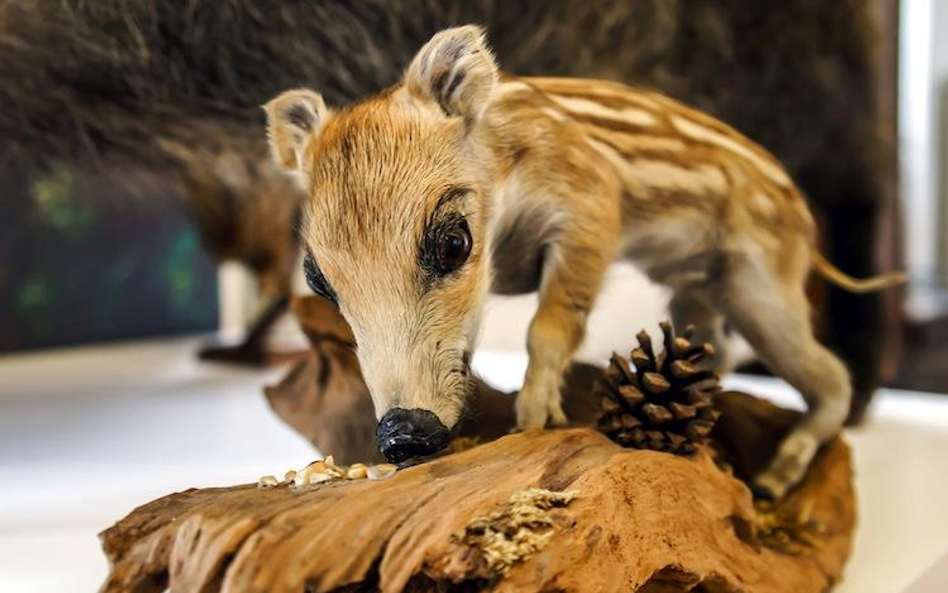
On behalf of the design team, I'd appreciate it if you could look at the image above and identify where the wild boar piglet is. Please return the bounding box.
[265,26,902,498]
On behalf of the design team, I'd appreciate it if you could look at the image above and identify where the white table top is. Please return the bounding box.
[0,337,946,593]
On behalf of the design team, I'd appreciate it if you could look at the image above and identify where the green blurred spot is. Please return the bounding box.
[163,231,201,314]
[106,253,138,286]
[17,275,55,338]
[30,164,93,239]
[19,277,49,308]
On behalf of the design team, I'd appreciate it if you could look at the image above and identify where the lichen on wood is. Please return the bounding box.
[456,488,579,576]
[754,498,827,555]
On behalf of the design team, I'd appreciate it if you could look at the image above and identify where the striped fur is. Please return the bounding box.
[492,76,812,248]
[267,26,854,499]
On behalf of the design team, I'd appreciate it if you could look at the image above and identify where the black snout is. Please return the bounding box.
[376,407,450,464]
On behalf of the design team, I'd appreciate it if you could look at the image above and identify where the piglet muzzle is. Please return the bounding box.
[376,407,450,464]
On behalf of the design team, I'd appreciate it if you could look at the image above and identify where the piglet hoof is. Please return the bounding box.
[547,402,568,427]
[749,479,779,502]
[753,432,819,500]
[198,340,267,366]
[515,397,569,432]
[515,405,550,432]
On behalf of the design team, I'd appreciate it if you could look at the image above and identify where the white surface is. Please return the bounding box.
[1,338,947,593]
[899,0,937,284]
[478,263,673,362]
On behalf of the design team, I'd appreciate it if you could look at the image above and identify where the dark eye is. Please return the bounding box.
[303,253,337,304]
[435,223,472,275]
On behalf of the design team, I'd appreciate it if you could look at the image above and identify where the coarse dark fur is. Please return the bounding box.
[0,0,889,179]
[0,0,894,416]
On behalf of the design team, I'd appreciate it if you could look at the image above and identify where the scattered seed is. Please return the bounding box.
[264,455,399,489]
[367,463,398,480]
[305,460,327,473]
[294,459,328,486]
[347,466,368,480]
[257,475,279,489]
[307,472,335,485]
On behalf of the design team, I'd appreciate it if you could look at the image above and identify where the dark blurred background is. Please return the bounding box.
[0,163,217,351]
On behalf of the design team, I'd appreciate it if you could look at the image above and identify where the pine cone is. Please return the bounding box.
[596,321,721,455]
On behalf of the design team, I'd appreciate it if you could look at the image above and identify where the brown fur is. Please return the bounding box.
[266,27,884,497]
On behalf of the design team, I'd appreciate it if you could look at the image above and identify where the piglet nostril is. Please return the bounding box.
[376,407,450,464]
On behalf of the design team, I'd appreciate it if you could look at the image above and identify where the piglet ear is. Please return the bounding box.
[405,25,498,123]
[263,89,329,171]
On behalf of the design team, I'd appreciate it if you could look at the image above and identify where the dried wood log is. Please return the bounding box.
[100,413,853,593]
[101,297,855,592]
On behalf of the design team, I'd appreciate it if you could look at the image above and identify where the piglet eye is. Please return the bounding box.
[436,223,472,274]
[303,253,337,304]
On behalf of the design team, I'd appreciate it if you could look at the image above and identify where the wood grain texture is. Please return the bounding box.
[99,416,854,593]
[100,298,855,593]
